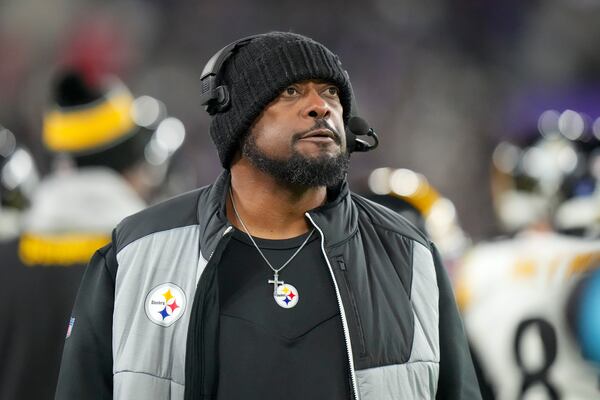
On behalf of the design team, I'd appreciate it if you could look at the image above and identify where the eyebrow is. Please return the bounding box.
[289,79,337,86]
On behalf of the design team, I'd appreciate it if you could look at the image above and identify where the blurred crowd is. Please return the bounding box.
[1,0,600,399]
[2,0,600,239]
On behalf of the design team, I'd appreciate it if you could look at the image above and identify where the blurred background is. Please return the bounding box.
[4,2,600,399]
[2,0,600,240]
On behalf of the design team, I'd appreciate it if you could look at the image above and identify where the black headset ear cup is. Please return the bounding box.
[200,34,264,116]
[215,86,231,113]
[205,85,231,115]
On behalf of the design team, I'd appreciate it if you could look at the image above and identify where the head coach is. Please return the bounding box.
[55,32,481,400]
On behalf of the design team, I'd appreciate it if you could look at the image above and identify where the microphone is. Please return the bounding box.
[346,116,379,153]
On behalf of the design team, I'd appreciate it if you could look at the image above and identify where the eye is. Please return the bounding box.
[325,86,339,97]
[283,86,299,97]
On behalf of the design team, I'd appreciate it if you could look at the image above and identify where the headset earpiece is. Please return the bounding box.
[199,35,262,115]
[201,84,230,115]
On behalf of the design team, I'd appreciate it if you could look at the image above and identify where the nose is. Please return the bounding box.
[303,90,330,120]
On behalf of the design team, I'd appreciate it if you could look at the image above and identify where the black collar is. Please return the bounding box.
[197,170,357,255]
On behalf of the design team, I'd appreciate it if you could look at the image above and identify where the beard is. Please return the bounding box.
[241,129,349,188]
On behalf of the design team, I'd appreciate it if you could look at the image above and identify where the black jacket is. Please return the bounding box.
[56,171,481,399]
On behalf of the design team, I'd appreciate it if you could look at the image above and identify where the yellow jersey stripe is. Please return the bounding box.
[19,233,110,266]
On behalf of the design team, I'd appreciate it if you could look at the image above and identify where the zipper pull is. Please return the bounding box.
[208,226,233,260]
[337,258,347,271]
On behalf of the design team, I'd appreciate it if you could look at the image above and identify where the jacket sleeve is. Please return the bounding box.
[432,244,482,400]
[55,242,117,400]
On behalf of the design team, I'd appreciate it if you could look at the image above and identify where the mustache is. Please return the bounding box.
[292,119,342,145]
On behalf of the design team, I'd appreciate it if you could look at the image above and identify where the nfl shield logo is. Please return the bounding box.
[66,317,75,339]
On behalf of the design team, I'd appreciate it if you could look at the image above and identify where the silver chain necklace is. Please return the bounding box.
[229,189,314,307]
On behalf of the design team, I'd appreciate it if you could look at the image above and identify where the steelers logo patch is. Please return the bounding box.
[145,283,186,327]
[274,283,299,309]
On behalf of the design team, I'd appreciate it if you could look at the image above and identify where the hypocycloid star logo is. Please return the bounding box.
[145,283,186,327]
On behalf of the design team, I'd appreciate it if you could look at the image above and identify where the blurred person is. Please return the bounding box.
[363,167,471,275]
[0,125,39,240]
[455,96,600,399]
[56,32,481,400]
[362,169,427,233]
[0,70,179,400]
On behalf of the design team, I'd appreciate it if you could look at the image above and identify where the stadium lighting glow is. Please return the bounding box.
[145,139,169,166]
[593,117,600,140]
[557,145,578,174]
[390,168,421,197]
[2,149,34,190]
[368,167,392,195]
[492,141,520,174]
[558,110,585,140]
[156,117,186,152]
[132,96,166,128]
[0,128,17,158]
[537,110,560,137]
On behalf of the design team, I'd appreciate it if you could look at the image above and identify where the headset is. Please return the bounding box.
[199,34,379,153]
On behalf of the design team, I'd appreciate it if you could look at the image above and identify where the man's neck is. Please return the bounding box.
[227,161,326,240]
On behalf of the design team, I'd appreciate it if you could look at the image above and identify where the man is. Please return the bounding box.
[0,70,168,400]
[56,32,480,399]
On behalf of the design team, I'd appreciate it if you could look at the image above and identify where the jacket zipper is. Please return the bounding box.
[207,226,233,261]
[305,213,359,400]
[196,225,232,294]
[336,258,367,357]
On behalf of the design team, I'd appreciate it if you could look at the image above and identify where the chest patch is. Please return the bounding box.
[144,283,187,327]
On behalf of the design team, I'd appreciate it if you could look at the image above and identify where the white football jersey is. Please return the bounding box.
[456,231,600,400]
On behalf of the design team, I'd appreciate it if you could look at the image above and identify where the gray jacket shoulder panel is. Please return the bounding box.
[115,189,205,252]
[351,193,430,249]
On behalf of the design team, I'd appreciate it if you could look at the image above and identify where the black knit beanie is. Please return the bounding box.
[208,32,353,168]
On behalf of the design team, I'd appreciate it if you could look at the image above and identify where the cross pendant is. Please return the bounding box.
[268,272,284,297]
